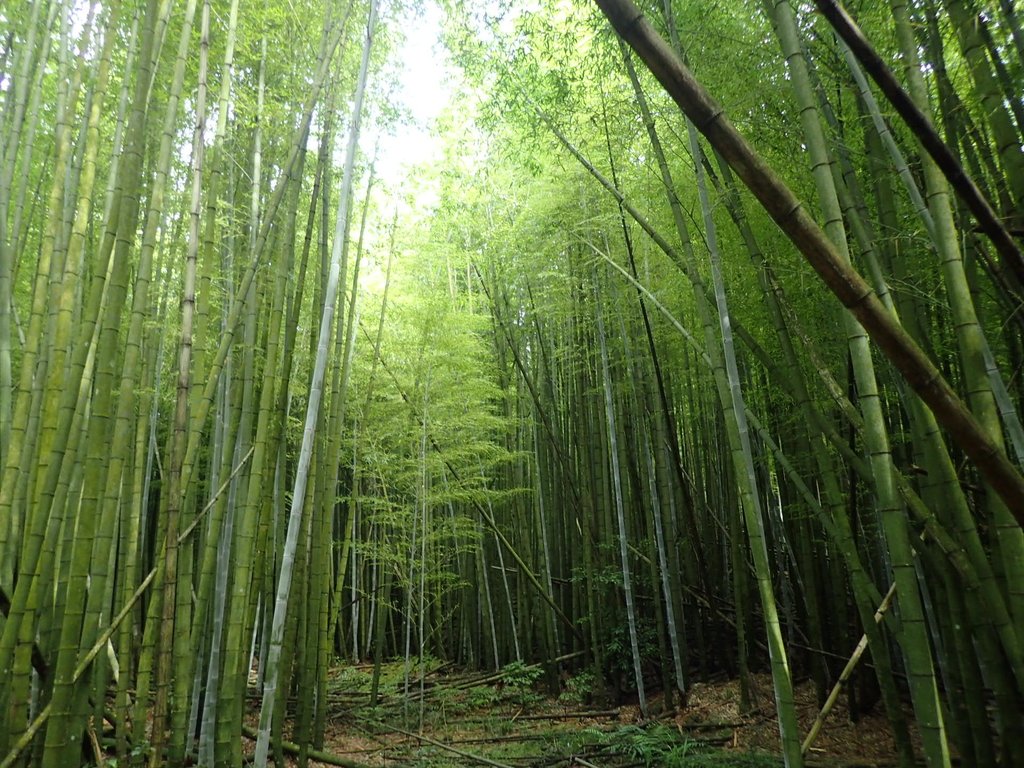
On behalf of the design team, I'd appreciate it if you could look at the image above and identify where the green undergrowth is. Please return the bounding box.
[326,661,781,768]
[602,729,778,768]
[575,725,781,768]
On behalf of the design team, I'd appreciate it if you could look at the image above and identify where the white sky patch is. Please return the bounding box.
[372,0,453,212]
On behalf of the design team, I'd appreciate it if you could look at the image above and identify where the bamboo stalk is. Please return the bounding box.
[802,583,897,755]
[590,0,1024,517]
[813,0,1024,292]
[0,446,250,768]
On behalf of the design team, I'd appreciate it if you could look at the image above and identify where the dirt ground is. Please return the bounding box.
[246,666,917,767]
[674,673,919,762]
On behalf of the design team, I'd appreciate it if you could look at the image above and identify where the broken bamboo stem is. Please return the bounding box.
[801,583,898,755]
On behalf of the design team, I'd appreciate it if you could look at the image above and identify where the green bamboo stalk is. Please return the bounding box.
[684,109,802,763]
[253,4,377,764]
[0,446,249,768]
[20,0,117,757]
[594,273,648,717]
[0,0,47,471]
[812,0,1024,292]
[764,6,949,764]
[705,150,917,764]
[148,0,206,760]
[944,0,1024,210]
[212,21,350,766]
[886,0,1024,646]
[592,0,1024,515]
[848,25,1024,713]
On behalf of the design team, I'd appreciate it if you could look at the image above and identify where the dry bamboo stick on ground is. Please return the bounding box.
[388,725,518,768]
[802,583,897,755]
[240,724,374,768]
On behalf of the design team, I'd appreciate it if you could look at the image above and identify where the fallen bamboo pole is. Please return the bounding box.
[388,725,518,768]
[802,583,897,755]
[591,0,1024,517]
[240,725,373,768]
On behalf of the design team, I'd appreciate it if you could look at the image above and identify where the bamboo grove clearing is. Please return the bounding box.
[2,0,1024,765]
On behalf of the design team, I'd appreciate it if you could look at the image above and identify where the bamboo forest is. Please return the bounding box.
[3,0,1024,765]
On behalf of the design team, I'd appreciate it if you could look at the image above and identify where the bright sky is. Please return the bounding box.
[372,0,454,208]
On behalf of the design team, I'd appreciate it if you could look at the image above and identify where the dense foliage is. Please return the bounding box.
[1,0,1023,766]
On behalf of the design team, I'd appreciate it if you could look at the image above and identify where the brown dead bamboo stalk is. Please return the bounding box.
[591,0,1024,519]
[813,0,1024,292]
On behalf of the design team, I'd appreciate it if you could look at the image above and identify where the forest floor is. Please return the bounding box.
[246,662,917,768]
